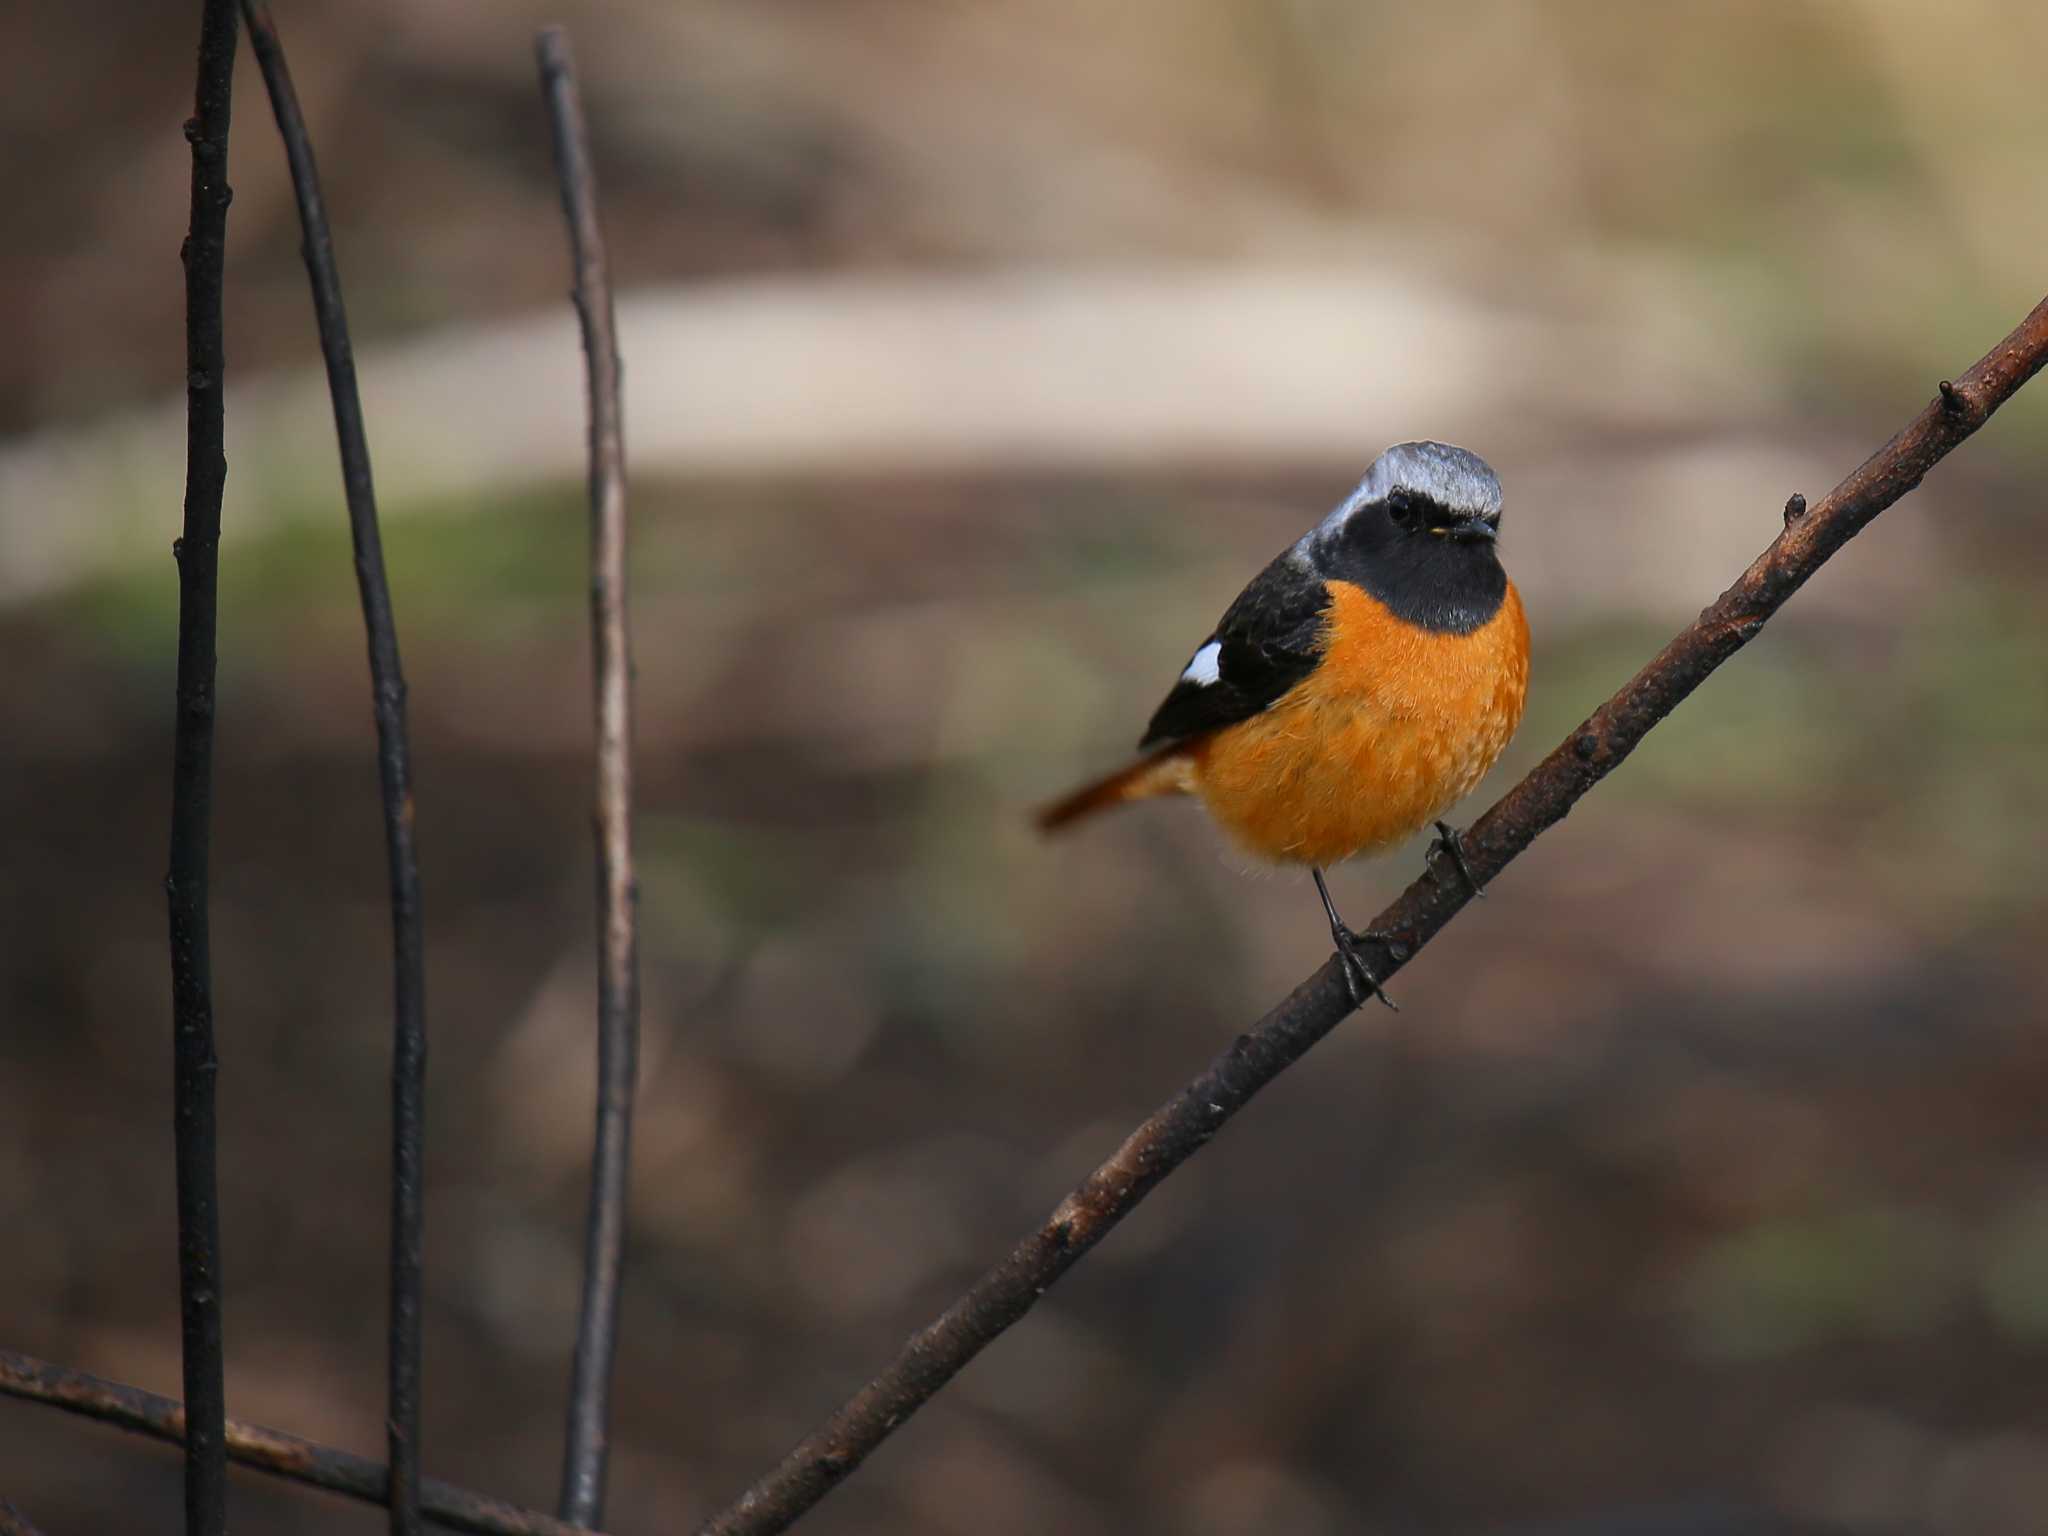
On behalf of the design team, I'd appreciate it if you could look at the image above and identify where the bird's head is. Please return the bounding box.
[1306,441,1508,634]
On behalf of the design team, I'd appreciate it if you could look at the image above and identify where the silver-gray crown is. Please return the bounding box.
[1314,441,1503,541]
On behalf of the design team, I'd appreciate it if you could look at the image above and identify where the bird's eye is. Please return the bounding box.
[1386,490,1417,528]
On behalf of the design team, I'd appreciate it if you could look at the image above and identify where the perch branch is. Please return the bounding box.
[238,7,432,1532]
[167,3,240,1533]
[537,28,642,1530]
[0,1351,594,1536]
[696,293,2048,1535]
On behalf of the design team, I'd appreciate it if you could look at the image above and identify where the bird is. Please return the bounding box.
[1037,441,1530,1008]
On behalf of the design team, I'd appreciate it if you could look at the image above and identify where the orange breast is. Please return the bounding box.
[1191,578,1529,866]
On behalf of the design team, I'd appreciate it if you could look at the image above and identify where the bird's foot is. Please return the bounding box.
[1312,865,1403,1012]
[1426,819,1485,898]
[1332,924,1401,1012]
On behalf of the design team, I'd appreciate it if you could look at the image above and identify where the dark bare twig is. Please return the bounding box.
[695,294,2048,1536]
[168,5,239,1533]
[537,28,641,1529]
[0,1351,596,1536]
[238,7,430,1531]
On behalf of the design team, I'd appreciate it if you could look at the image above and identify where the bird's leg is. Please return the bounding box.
[1426,819,1485,898]
[1312,867,1399,1012]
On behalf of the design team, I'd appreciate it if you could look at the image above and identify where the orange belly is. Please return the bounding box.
[1191,579,1529,866]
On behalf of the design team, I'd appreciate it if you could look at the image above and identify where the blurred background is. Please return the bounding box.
[4,2,2048,1532]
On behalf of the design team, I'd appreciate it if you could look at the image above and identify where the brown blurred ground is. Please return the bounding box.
[4,3,2048,1534]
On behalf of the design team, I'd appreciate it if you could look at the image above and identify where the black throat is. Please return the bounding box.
[1312,527,1507,636]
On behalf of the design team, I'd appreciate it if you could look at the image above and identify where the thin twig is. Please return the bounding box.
[537,27,641,1530]
[168,4,240,1533]
[0,1499,49,1536]
[0,1351,594,1536]
[695,295,2048,1535]
[237,6,430,1531]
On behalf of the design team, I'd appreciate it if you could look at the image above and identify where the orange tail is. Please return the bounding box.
[1036,747,1195,834]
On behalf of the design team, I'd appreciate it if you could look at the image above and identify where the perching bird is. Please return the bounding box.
[1037,441,1530,1007]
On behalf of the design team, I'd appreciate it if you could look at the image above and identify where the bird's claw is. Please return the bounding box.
[1427,820,1485,898]
[1333,924,1400,1012]
[1312,866,1401,1012]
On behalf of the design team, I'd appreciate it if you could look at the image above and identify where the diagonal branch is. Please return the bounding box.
[238,6,432,1532]
[536,27,642,1530]
[167,4,241,1534]
[695,293,2048,1536]
[0,1350,594,1536]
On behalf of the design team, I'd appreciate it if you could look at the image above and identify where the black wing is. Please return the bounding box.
[1138,550,1331,749]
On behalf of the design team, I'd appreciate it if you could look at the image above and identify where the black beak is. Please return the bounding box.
[1443,513,1498,544]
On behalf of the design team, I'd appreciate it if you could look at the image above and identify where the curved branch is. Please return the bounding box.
[536,27,642,1530]
[238,8,431,1532]
[0,1351,591,1536]
[695,294,2048,1536]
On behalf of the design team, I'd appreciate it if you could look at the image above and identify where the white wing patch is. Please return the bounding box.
[1181,640,1223,687]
